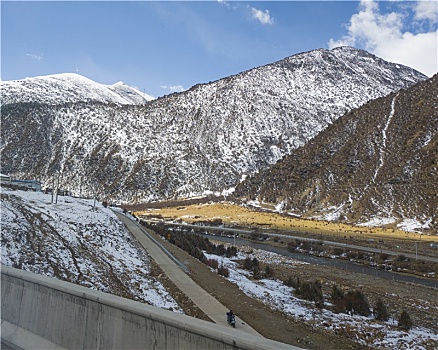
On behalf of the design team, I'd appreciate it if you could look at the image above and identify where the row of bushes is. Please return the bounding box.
[205,258,230,277]
[140,220,234,277]
[241,257,275,280]
[287,239,438,275]
[286,277,413,329]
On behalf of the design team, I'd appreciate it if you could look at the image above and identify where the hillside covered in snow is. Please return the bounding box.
[0,187,181,311]
[1,73,154,105]
[0,47,426,208]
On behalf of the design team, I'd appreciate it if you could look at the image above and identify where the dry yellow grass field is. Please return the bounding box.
[135,202,437,243]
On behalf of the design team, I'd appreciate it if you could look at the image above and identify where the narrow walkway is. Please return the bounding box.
[114,212,261,336]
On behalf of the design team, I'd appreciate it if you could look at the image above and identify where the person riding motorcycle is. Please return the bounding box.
[226,310,236,327]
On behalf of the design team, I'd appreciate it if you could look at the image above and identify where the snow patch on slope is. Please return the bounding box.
[372,95,398,182]
[0,188,182,311]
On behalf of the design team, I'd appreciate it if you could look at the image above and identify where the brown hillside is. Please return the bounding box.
[234,75,438,232]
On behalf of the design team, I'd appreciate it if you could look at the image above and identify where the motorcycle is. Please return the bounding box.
[226,311,236,328]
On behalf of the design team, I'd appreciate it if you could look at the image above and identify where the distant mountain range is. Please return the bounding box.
[234,74,437,232]
[1,47,428,220]
[1,73,154,105]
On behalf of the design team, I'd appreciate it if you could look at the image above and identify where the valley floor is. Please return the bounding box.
[2,188,436,349]
[132,201,438,350]
[155,233,438,349]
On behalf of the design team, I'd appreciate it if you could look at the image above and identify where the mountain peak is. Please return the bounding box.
[1,73,154,105]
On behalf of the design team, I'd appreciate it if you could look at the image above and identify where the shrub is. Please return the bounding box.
[264,265,275,279]
[330,284,345,301]
[374,298,389,321]
[331,284,347,313]
[300,241,312,251]
[310,241,324,253]
[296,280,324,308]
[379,253,389,262]
[344,290,370,316]
[214,244,226,256]
[243,257,253,270]
[398,310,413,330]
[242,257,261,278]
[333,247,345,256]
[346,251,357,259]
[225,246,237,258]
[206,258,219,270]
[331,284,344,301]
[252,264,261,280]
[333,298,346,313]
[287,240,300,251]
[284,276,300,289]
[217,265,230,278]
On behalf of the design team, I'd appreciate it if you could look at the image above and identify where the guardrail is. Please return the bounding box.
[1,266,301,350]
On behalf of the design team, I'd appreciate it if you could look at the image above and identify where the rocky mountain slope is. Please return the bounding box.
[234,75,438,232]
[0,47,426,204]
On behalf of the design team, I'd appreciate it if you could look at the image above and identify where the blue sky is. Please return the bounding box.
[1,1,437,97]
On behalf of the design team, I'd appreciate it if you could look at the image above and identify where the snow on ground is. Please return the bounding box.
[357,217,397,228]
[397,218,432,233]
[1,187,182,312]
[204,248,438,350]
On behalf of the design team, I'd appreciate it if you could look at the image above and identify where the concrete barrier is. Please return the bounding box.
[1,266,302,349]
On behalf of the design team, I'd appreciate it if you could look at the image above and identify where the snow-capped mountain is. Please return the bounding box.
[235,74,438,232]
[0,47,426,204]
[108,81,155,104]
[0,73,154,105]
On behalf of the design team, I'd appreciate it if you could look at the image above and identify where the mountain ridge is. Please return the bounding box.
[1,47,428,212]
[0,72,154,105]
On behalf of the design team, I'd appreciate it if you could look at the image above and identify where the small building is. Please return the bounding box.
[0,173,12,184]
[1,173,42,192]
[11,179,42,192]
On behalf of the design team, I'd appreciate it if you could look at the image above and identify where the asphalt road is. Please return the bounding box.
[114,212,262,336]
[155,220,438,263]
[202,233,438,289]
[140,220,437,288]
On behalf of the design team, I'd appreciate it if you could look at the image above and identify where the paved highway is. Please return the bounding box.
[151,220,438,263]
[114,212,261,336]
[140,219,437,288]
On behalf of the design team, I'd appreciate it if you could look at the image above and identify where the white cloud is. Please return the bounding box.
[414,1,437,23]
[328,0,437,77]
[26,53,43,61]
[250,7,274,25]
[217,0,230,9]
[161,84,185,93]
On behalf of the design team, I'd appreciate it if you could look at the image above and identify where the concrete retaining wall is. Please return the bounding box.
[1,266,301,349]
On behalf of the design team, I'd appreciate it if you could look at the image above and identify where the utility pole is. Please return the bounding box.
[55,172,62,204]
[51,176,54,203]
[414,241,421,260]
[415,242,417,260]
